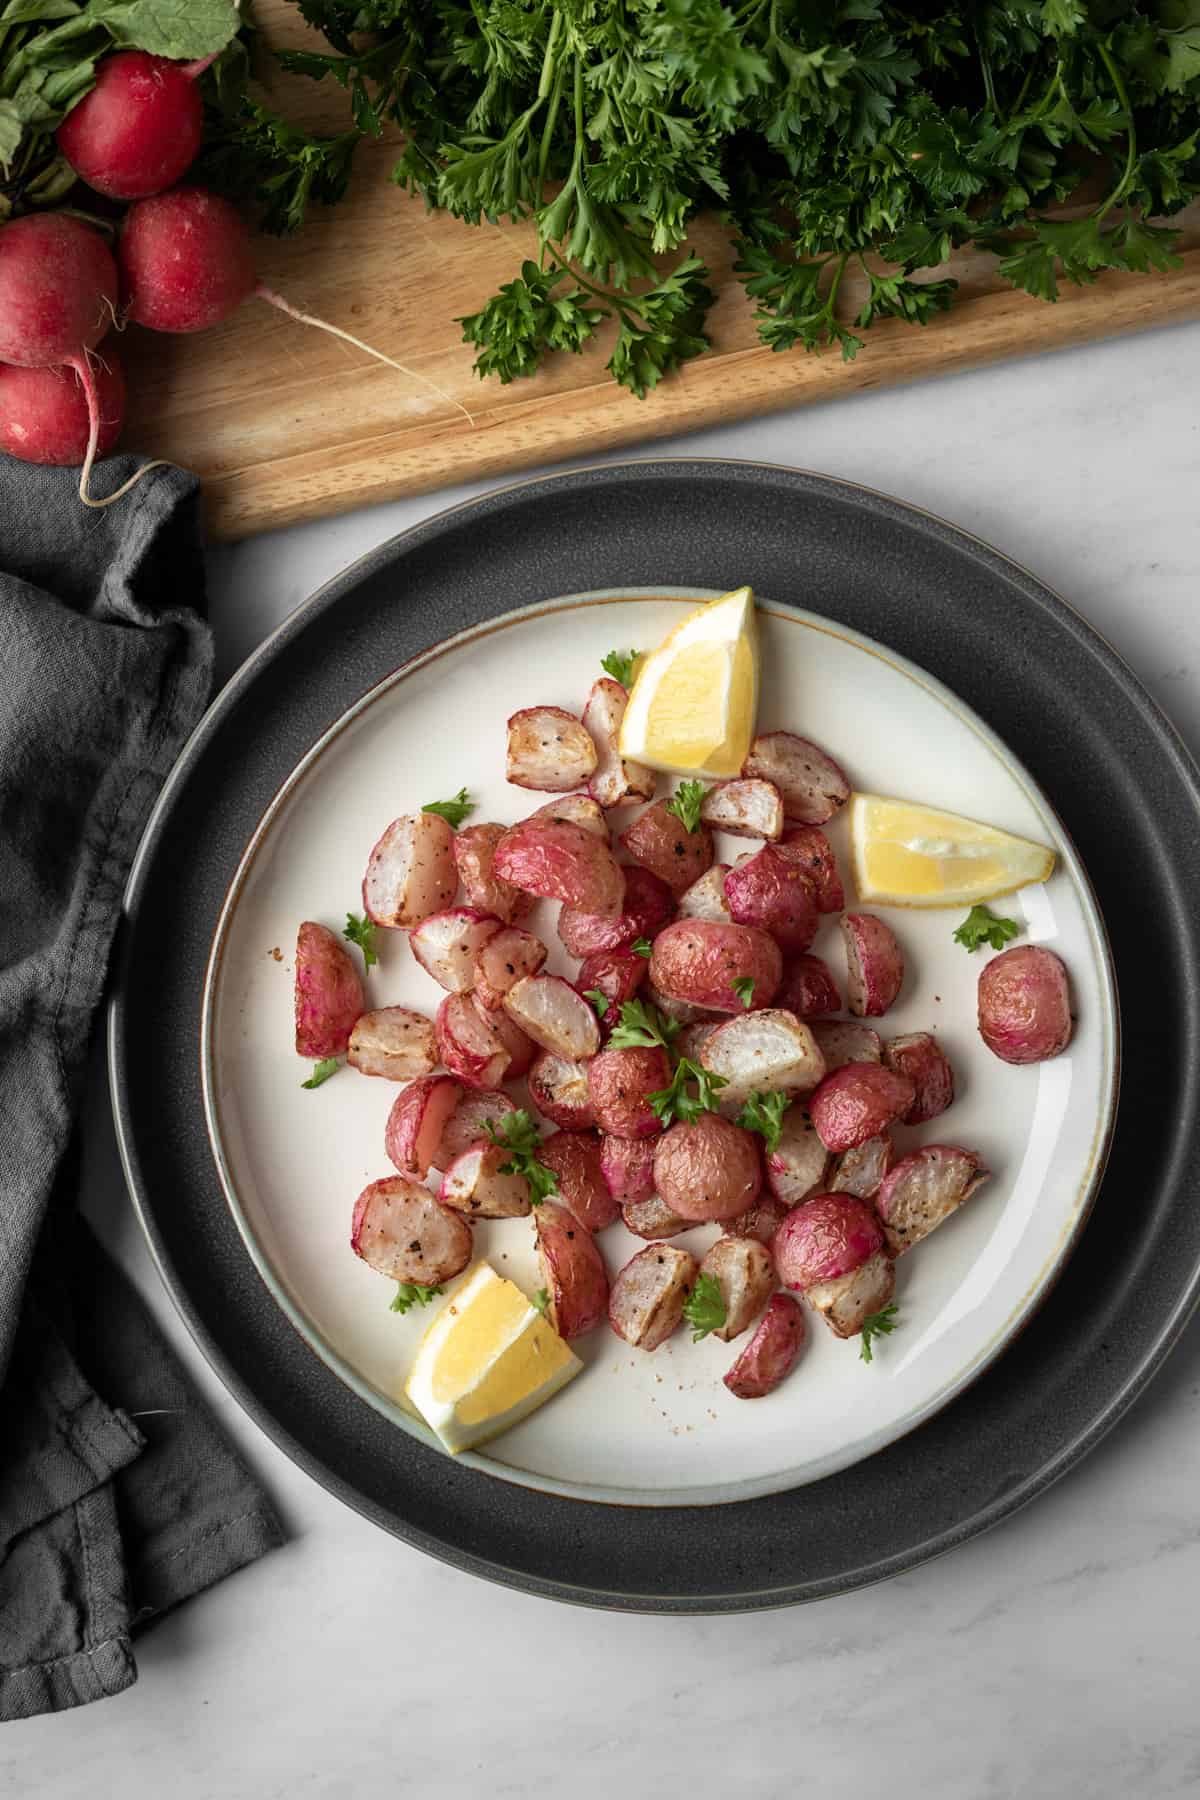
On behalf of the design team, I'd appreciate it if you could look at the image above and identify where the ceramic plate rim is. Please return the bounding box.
[197,583,1120,1508]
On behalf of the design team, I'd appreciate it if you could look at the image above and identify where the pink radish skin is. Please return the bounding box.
[0,352,124,465]
[57,52,204,200]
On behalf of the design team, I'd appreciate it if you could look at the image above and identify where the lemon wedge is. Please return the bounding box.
[850,793,1055,907]
[404,1263,581,1454]
[618,586,758,777]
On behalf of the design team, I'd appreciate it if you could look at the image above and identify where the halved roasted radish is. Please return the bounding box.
[454,821,535,924]
[764,1103,829,1206]
[599,1133,657,1202]
[723,1294,805,1398]
[410,908,502,993]
[493,815,625,916]
[482,998,536,1079]
[621,1194,690,1238]
[439,1142,532,1218]
[385,1075,463,1179]
[842,913,905,1017]
[348,1006,437,1080]
[609,1244,698,1350]
[829,1131,895,1201]
[742,731,851,826]
[777,954,841,1019]
[558,864,673,958]
[778,826,844,912]
[876,1145,989,1254]
[538,1131,620,1232]
[699,1237,776,1341]
[507,706,598,791]
[474,926,548,1009]
[700,1008,826,1111]
[583,678,656,808]
[295,921,365,1059]
[675,863,733,924]
[700,778,784,840]
[531,792,610,841]
[431,1090,516,1170]
[503,974,601,1061]
[435,993,510,1090]
[811,1019,882,1070]
[535,1200,610,1339]
[528,1050,596,1130]
[351,1177,473,1287]
[362,812,457,928]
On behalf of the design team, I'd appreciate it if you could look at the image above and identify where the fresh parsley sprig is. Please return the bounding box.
[485,1110,558,1206]
[631,938,654,960]
[649,1058,728,1127]
[608,999,682,1052]
[583,988,610,1018]
[301,1057,340,1090]
[390,1281,444,1315]
[732,977,755,1009]
[343,911,377,970]
[601,649,641,688]
[953,905,1021,954]
[736,1090,789,1155]
[664,781,707,835]
[682,1272,727,1343]
[860,1304,900,1365]
[421,788,474,829]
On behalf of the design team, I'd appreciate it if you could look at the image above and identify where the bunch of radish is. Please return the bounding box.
[0,49,461,507]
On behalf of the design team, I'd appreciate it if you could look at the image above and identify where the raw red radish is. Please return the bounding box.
[117,187,472,420]
[0,352,124,466]
[56,52,204,201]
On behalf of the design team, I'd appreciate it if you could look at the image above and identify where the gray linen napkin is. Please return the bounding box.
[0,458,282,1721]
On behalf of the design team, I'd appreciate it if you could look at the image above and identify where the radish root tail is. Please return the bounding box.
[255,284,476,427]
[70,352,169,509]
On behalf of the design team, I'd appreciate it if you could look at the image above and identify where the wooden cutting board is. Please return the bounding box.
[122,3,1200,541]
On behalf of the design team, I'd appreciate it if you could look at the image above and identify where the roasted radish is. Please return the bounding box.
[883,1032,955,1123]
[654,1114,762,1222]
[620,800,713,896]
[583,678,655,808]
[347,1006,437,1080]
[587,1045,672,1139]
[557,863,673,958]
[728,1191,791,1245]
[294,921,365,1058]
[506,706,597,791]
[742,731,851,825]
[649,919,782,1013]
[723,1294,805,1398]
[978,945,1073,1064]
[362,812,457,928]
[675,1019,720,1062]
[439,1143,532,1217]
[493,815,624,915]
[675,864,733,924]
[410,908,502,993]
[482,1000,536,1079]
[385,1075,463,1179]
[842,913,905,1017]
[724,844,820,952]
[699,1237,776,1341]
[876,1145,989,1254]
[609,1244,699,1350]
[528,1049,596,1130]
[699,1009,826,1111]
[763,1103,829,1206]
[829,1131,895,1200]
[811,1020,882,1070]
[699,778,783,840]
[503,974,600,1061]
[431,1090,516,1170]
[474,926,548,1009]
[351,1177,472,1288]
[778,826,844,912]
[621,1195,690,1238]
[774,1192,894,1340]
[454,821,535,924]
[777,953,842,1019]
[600,1133,657,1202]
[809,1064,915,1152]
[435,994,510,1090]
[575,945,648,1027]
[538,1131,621,1232]
[531,792,610,840]
[536,1201,609,1339]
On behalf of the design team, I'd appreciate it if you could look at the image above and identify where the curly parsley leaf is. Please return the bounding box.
[664,780,707,835]
[583,988,611,1018]
[953,905,1021,954]
[682,1271,728,1342]
[732,977,755,1009]
[608,999,682,1052]
[485,1110,558,1206]
[421,787,474,829]
[390,1281,444,1315]
[343,911,377,971]
[601,649,641,688]
[631,938,654,960]
[606,254,715,398]
[459,261,604,385]
[531,1287,551,1315]
[736,1089,789,1154]
[301,1057,340,1090]
[649,1057,728,1126]
[860,1303,899,1364]
[194,96,359,236]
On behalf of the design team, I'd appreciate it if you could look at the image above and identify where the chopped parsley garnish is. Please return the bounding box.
[732,976,755,1008]
[860,1304,900,1364]
[664,780,707,835]
[953,905,1021,953]
[531,1287,551,1316]
[736,1089,789,1154]
[631,938,654,959]
[608,999,682,1052]
[682,1273,727,1343]
[390,1282,443,1315]
[649,1058,728,1127]
[485,1110,558,1206]
[421,787,474,829]
[343,910,377,970]
[601,649,640,688]
[583,988,611,1018]
[301,1057,340,1089]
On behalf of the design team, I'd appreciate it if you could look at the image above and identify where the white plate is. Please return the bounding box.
[202,591,1117,1507]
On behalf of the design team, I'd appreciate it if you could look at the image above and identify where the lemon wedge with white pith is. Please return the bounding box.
[404,1263,580,1454]
[851,793,1055,907]
[618,586,758,777]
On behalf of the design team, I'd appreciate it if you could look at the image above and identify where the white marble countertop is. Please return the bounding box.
[9,323,1200,1797]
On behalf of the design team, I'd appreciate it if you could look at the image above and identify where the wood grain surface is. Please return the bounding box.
[120,2,1200,542]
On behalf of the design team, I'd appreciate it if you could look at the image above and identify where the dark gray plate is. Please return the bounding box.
[110,461,1200,1611]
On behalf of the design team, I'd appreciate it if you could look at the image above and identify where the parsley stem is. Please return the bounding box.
[1094,40,1137,222]
[536,7,564,101]
[535,64,566,213]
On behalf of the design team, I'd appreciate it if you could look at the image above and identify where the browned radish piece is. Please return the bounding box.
[439,1143,532,1218]
[842,913,905,1017]
[724,845,820,953]
[728,1191,791,1245]
[600,1133,657,1202]
[528,1050,596,1130]
[609,1244,699,1350]
[876,1145,990,1255]
[700,1237,776,1341]
[493,815,625,916]
[829,1131,895,1201]
[503,974,600,1061]
[351,1177,472,1287]
[587,1045,672,1139]
[621,1195,690,1238]
[649,919,783,1014]
[482,1000,536,1079]
[348,1006,437,1080]
[385,1075,463,1178]
[557,863,673,958]
[431,1090,516,1170]
[774,1191,893,1339]
[724,1294,805,1398]
[583,678,656,808]
[362,812,457,928]
[538,1131,620,1232]
[535,1200,609,1339]
[474,926,548,1009]
[506,705,597,791]
[654,1114,762,1222]
[699,778,784,840]
[978,946,1073,1065]
[764,1104,829,1206]
[620,800,714,896]
[531,792,610,841]
[295,921,365,1058]
[812,1020,882,1070]
[675,864,733,924]
[575,946,648,1032]
[646,984,717,1027]
[410,908,502,993]
[454,821,535,924]
[778,826,844,913]
[675,1019,720,1062]
[809,1064,915,1152]
[435,994,510,1090]
[883,1032,955,1123]
[742,731,851,826]
[699,1009,826,1112]
[777,954,841,1019]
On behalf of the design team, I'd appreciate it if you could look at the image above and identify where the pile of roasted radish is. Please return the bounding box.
[294,668,1075,1410]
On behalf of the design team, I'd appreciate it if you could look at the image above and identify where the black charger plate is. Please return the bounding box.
[110,462,1200,1611]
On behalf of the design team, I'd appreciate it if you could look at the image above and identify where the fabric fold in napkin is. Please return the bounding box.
[0,459,283,1722]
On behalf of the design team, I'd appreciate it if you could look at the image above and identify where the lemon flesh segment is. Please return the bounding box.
[851,793,1055,907]
[619,586,758,778]
[404,1263,580,1454]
